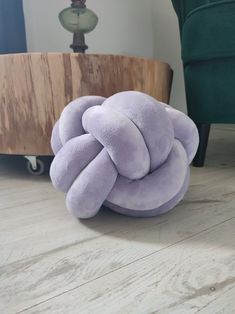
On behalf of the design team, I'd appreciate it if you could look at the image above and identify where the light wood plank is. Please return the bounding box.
[0,158,234,264]
[0,126,235,314]
[199,286,235,314]
[18,218,235,314]
[0,165,235,313]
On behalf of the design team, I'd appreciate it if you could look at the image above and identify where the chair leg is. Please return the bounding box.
[193,123,211,167]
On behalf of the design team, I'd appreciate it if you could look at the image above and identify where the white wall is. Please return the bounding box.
[152,0,186,112]
[23,0,154,58]
[23,0,186,111]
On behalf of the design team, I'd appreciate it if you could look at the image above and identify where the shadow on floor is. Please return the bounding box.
[1,126,235,248]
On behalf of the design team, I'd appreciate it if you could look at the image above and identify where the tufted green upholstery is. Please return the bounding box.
[172,0,235,123]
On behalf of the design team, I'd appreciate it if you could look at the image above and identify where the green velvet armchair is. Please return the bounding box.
[172,0,235,166]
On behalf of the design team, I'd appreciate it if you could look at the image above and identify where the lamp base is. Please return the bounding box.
[70,32,88,53]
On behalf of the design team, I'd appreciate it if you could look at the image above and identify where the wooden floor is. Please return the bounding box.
[0,126,235,314]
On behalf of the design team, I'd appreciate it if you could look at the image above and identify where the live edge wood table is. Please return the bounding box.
[0,53,172,174]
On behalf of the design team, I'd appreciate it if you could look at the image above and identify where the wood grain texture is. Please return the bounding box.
[17,219,235,314]
[0,126,235,314]
[0,53,172,156]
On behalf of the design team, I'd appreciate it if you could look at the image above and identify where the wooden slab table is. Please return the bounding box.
[0,53,172,173]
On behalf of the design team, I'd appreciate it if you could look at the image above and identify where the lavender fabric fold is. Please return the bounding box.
[50,91,199,219]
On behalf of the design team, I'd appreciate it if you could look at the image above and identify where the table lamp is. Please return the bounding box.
[59,0,98,53]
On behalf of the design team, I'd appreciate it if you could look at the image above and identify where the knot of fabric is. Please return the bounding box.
[50,91,199,219]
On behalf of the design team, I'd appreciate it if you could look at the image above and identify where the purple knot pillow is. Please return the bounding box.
[50,91,199,219]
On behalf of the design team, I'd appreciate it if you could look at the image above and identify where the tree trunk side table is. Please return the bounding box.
[0,53,172,174]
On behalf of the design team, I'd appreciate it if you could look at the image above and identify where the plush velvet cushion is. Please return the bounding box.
[50,91,199,219]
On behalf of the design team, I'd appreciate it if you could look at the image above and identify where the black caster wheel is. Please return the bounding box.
[26,158,45,176]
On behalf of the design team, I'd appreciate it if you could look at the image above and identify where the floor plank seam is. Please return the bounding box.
[16,215,235,314]
[0,197,57,212]
[0,229,118,270]
[195,284,235,313]
[0,218,169,269]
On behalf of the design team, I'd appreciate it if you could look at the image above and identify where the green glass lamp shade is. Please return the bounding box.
[59,7,98,34]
